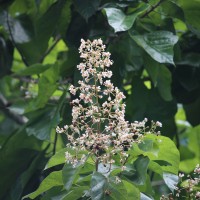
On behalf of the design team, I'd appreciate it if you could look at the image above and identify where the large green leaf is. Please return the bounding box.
[178,0,200,34]
[130,135,180,174]
[24,170,63,199]
[123,181,140,200]
[25,64,60,112]
[74,0,100,22]
[104,6,147,32]
[126,77,177,123]
[129,31,178,64]
[90,172,107,200]
[0,129,42,199]
[15,63,53,75]
[62,186,89,200]
[179,125,200,173]
[10,151,46,200]
[163,172,179,192]
[62,163,82,191]
[46,148,66,169]
[144,55,172,101]
[26,106,60,141]
[122,156,150,185]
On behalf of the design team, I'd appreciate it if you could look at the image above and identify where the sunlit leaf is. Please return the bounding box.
[130,31,178,64]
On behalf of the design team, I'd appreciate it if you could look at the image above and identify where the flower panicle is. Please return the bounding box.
[56,38,162,168]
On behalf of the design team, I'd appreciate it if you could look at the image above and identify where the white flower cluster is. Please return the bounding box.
[56,39,162,168]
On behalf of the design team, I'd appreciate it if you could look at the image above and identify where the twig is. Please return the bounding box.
[141,0,165,18]
[53,132,58,155]
[6,11,29,66]
[39,35,61,63]
[0,93,28,125]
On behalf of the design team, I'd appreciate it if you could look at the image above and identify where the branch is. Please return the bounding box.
[0,93,28,125]
[39,35,61,63]
[141,0,165,18]
[6,11,29,66]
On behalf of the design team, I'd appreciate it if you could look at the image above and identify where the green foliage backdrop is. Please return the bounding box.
[0,0,200,199]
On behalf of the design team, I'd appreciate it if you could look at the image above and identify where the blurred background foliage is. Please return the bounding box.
[0,0,199,199]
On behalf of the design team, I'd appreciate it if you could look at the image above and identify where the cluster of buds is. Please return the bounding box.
[160,164,200,199]
[56,39,162,169]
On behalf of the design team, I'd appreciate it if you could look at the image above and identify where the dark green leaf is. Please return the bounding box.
[25,170,63,199]
[122,156,149,185]
[62,186,89,200]
[11,151,46,200]
[184,96,200,126]
[62,163,82,191]
[74,0,100,21]
[179,0,200,33]
[130,31,178,64]
[26,106,60,141]
[144,55,172,101]
[0,36,13,77]
[25,64,59,112]
[90,172,107,200]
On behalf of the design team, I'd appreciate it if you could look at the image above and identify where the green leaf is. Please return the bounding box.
[179,0,200,34]
[0,36,13,77]
[129,31,178,64]
[11,151,46,200]
[62,186,89,200]
[74,0,100,22]
[104,6,147,32]
[184,96,200,126]
[123,181,140,200]
[26,106,60,141]
[133,135,180,174]
[25,170,63,199]
[163,172,179,192]
[15,63,53,75]
[46,148,66,169]
[138,138,159,156]
[179,125,200,173]
[140,193,153,200]
[122,156,150,185]
[0,129,42,199]
[126,77,177,123]
[90,172,107,200]
[144,55,172,101]
[62,163,82,191]
[107,177,128,200]
[26,64,59,112]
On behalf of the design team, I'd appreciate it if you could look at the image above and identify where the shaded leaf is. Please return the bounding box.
[90,172,107,200]
[62,186,89,200]
[122,156,149,185]
[26,107,60,141]
[24,171,63,199]
[74,0,100,21]
[62,163,82,191]
[144,55,172,101]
